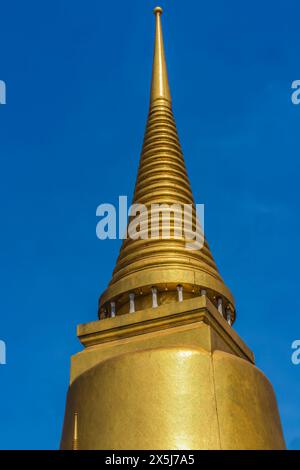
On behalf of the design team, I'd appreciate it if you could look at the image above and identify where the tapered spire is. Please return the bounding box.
[99,8,235,322]
[150,7,171,107]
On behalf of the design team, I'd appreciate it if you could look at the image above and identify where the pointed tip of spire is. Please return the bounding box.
[153,6,163,15]
[150,5,171,107]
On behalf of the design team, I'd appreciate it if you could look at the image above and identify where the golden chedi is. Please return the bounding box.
[60,7,285,450]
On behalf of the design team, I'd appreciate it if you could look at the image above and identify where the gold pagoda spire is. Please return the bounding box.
[99,6,235,321]
[61,7,286,451]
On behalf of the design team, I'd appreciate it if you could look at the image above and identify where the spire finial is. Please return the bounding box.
[150,6,171,106]
[153,6,163,15]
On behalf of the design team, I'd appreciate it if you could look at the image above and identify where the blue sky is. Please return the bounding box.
[0,0,299,449]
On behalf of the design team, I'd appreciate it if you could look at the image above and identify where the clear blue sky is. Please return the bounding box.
[0,0,299,449]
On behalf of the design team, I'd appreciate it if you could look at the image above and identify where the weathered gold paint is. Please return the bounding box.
[60,7,285,450]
